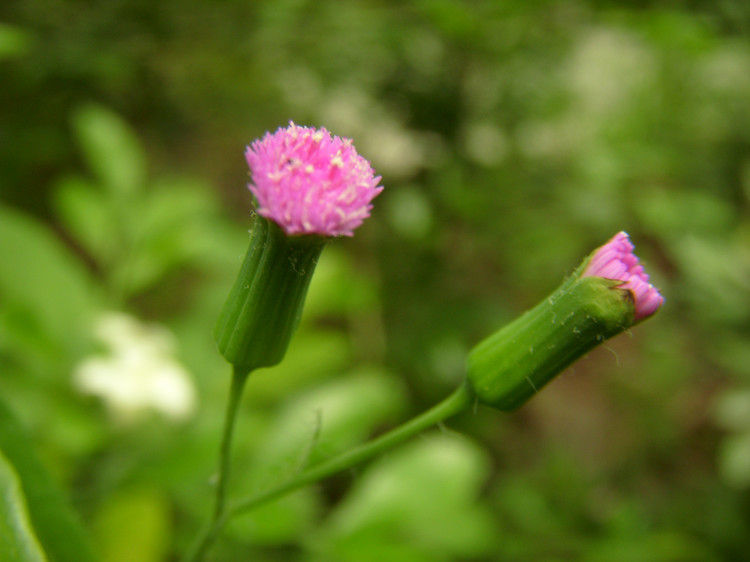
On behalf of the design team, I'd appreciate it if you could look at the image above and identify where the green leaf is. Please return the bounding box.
[0,451,47,562]
[304,248,379,319]
[311,433,497,561]
[0,397,97,562]
[253,369,408,485]
[225,491,320,546]
[53,175,119,266]
[72,104,146,198]
[0,205,98,363]
[228,370,408,545]
[246,330,352,401]
[116,177,224,294]
[92,489,170,562]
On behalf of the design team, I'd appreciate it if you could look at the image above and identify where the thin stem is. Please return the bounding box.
[213,367,249,520]
[184,367,250,562]
[228,382,473,518]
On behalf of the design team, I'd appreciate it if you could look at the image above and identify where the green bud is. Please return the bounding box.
[466,276,634,411]
[214,216,325,372]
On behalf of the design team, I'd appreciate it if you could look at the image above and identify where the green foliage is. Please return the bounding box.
[0,204,98,368]
[0,399,96,562]
[253,369,408,480]
[0,452,46,562]
[92,488,170,562]
[52,105,232,300]
[72,104,146,200]
[310,433,497,561]
[2,0,750,559]
[225,369,409,546]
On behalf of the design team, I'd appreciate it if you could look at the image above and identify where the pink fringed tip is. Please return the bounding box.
[245,122,383,237]
[582,231,664,320]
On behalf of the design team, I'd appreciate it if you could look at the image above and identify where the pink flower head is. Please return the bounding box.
[245,122,383,237]
[582,231,664,320]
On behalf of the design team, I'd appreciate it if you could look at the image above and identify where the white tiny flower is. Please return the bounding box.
[74,312,196,424]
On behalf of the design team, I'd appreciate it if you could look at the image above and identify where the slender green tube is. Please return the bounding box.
[185,368,249,562]
[228,382,474,518]
[212,368,249,522]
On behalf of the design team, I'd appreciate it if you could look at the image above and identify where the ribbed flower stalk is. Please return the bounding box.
[214,215,325,372]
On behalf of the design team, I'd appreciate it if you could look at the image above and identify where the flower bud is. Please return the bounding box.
[580,231,663,321]
[467,232,663,411]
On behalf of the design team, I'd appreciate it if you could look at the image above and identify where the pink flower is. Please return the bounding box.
[582,231,664,320]
[245,122,383,237]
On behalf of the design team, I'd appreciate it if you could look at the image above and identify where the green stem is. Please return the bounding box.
[228,382,473,519]
[213,368,249,520]
[184,367,249,562]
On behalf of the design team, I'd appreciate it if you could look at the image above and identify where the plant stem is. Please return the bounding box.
[185,366,249,562]
[228,381,473,518]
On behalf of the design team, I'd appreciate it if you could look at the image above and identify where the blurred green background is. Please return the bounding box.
[1,1,750,560]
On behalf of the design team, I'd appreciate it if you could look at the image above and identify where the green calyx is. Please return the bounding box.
[466,276,635,411]
[214,215,325,372]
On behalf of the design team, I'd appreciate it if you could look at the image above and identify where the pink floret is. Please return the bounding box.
[245,122,383,237]
[583,231,664,320]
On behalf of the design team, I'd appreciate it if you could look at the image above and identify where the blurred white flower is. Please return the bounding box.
[74,312,196,423]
